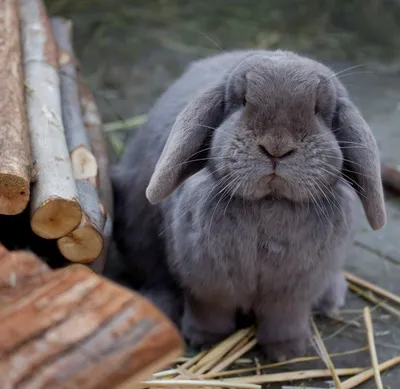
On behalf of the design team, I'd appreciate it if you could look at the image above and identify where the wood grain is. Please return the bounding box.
[0,0,32,215]
[19,0,82,239]
[0,244,184,389]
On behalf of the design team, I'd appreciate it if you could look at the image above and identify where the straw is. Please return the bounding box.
[344,272,400,306]
[142,378,261,389]
[222,368,364,384]
[363,307,384,389]
[341,356,400,389]
[206,346,369,378]
[348,283,400,319]
[311,319,343,388]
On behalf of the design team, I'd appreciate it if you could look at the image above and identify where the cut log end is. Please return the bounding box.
[0,174,30,215]
[31,198,81,239]
[57,225,104,263]
[71,145,98,181]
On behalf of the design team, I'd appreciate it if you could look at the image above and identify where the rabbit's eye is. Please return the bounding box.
[314,104,319,115]
[243,97,247,106]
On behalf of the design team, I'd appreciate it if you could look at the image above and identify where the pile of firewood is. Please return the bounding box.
[0,0,113,272]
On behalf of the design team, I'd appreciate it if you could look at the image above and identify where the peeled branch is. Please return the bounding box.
[0,0,32,215]
[19,0,81,239]
[79,80,114,273]
[50,17,98,182]
[51,17,104,262]
[79,81,114,219]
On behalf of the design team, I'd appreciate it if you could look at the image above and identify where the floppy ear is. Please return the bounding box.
[334,96,386,230]
[146,83,225,204]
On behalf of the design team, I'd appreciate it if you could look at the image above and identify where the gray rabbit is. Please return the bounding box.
[112,50,386,360]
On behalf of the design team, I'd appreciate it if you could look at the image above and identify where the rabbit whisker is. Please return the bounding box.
[340,166,376,182]
[195,29,226,53]
[223,180,242,217]
[194,123,235,138]
[318,153,370,171]
[295,171,327,225]
[316,174,351,233]
[317,161,366,196]
[181,145,235,163]
[207,175,241,246]
[318,155,375,182]
[318,146,367,152]
[318,139,368,147]
[303,182,330,227]
[307,177,335,229]
[336,70,376,81]
[325,64,367,82]
[313,178,336,215]
[309,127,345,141]
[166,156,230,172]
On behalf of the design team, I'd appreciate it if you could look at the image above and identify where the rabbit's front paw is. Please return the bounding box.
[181,295,236,350]
[182,326,225,350]
[260,336,309,362]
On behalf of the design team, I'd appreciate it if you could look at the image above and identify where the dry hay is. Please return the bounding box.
[141,272,400,389]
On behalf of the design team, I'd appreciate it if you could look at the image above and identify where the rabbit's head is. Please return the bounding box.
[146,51,386,230]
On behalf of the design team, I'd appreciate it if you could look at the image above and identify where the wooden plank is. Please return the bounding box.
[0,244,184,389]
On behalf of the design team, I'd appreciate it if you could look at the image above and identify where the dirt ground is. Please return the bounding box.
[46,1,400,387]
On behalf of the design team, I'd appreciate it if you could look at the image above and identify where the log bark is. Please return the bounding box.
[0,244,184,389]
[381,163,400,195]
[19,0,81,239]
[79,80,114,273]
[51,17,105,262]
[50,17,98,181]
[0,0,32,215]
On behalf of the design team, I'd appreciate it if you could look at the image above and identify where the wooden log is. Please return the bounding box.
[57,181,105,263]
[0,244,184,389]
[79,80,114,273]
[0,0,32,215]
[79,80,114,219]
[51,17,105,263]
[381,163,400,195]
[19,0,82,239]
[50,17,98,182]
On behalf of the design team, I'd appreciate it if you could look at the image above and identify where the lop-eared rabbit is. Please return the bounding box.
[112,50,386,360]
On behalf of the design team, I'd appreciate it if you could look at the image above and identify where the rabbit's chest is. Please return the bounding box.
[169,194,260,306]
[255,204,324,279]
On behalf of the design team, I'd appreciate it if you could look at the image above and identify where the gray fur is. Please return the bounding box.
[112,49,386,360]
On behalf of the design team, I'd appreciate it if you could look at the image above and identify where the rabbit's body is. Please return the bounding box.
[113,50,385,360]
[162,169,355,354]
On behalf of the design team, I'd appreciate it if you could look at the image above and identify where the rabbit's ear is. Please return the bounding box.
[334,96,386,230]
[146,83,225,204]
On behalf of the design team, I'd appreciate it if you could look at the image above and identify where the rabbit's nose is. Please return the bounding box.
[258,143,296,160]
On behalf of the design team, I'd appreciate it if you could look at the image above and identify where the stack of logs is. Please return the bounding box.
[0,0,113,273]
